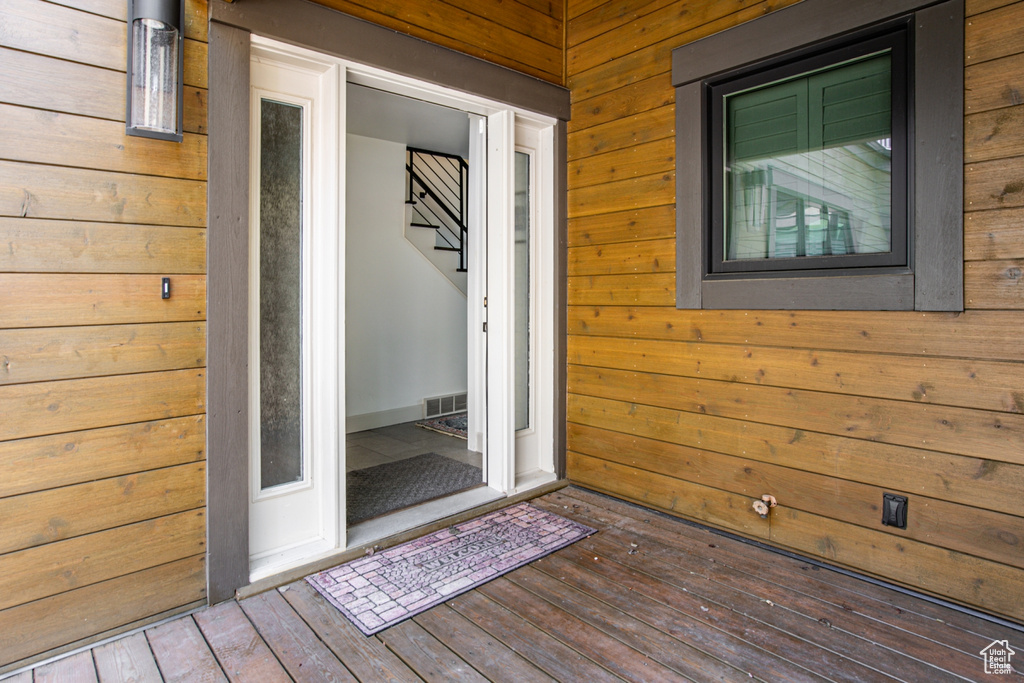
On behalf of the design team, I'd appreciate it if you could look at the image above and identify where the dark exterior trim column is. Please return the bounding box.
[206,20,251,605]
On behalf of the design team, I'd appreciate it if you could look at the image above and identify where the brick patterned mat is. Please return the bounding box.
[306,502,597,635]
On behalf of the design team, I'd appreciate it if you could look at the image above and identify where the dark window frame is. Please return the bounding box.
[672,0,963,311]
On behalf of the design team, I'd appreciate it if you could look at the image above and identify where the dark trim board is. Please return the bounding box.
[673,0,963,311]
[671,0,954,86]
[210,0,570,120]
[553,119,568,479]
[207,1,571,602]
[674,81,704,308]
[912,0,966,311]
[702,273,915,310]
[206,21,252,605]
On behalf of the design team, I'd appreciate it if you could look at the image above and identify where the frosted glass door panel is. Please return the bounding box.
[514,151,531,432]
[259,98,304,490]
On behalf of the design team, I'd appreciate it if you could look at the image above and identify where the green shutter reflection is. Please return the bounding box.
[725,53,892,262]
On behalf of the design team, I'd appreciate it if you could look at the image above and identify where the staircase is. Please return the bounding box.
[405,147,469,295]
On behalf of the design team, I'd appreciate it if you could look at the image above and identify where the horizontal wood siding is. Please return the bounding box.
[565,0,1024,623]
[309,0,566,85]
[0,0,209,669]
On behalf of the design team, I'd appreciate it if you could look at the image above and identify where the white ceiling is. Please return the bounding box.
[347,83,470,158]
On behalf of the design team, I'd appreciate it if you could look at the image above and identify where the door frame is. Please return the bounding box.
[247,37,552,581]
[207,0,569,603]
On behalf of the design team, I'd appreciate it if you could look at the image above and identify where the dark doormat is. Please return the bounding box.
[347,452,482,525]
[415,412,467,439]
[308,502,597,635]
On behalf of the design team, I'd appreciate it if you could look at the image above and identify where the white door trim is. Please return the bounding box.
[466,114,488,457]
[485,109,515,495]
[513,121,557,488]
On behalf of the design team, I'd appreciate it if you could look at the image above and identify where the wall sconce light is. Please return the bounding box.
[126,0,184,141]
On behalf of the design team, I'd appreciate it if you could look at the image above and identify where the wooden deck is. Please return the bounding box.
[8,487,1022,682]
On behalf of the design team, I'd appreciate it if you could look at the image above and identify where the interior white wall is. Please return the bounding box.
[345,133,468,426]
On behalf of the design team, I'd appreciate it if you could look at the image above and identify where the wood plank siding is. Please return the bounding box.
[0,0,209,669]
[566,0,1024,625]
[309,0,566,85]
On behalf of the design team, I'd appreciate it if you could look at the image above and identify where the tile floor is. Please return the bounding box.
[345,417,481,472]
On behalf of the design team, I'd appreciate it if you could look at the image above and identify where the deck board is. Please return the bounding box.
[11,487,1022,682]
[530,551,827,682]
[279,581,421,683]
[413,604,555,683]
[239,590,357,682]
[547,488,1024,679]
[506,565,750,681]
[377,619,489,682]
[145,617,227,683]
[544,509,947,682]
[476,577,688,682]
[92,633,163,682]
[446,590,625,682]
[33,651,98,682]
[193,602,291,683]
[555,487,1024,649]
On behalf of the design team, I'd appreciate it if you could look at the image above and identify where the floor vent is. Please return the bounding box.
[424,393,468,418]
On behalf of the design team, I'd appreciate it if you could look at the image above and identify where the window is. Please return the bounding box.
[673,0,963,310]
[713,33,906,273]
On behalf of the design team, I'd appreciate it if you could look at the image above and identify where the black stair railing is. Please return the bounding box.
[406,147,469,273]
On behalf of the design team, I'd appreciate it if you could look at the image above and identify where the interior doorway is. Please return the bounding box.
[343,84,485,530]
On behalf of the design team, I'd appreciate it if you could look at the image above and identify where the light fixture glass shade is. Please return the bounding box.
[130,17,179,135]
